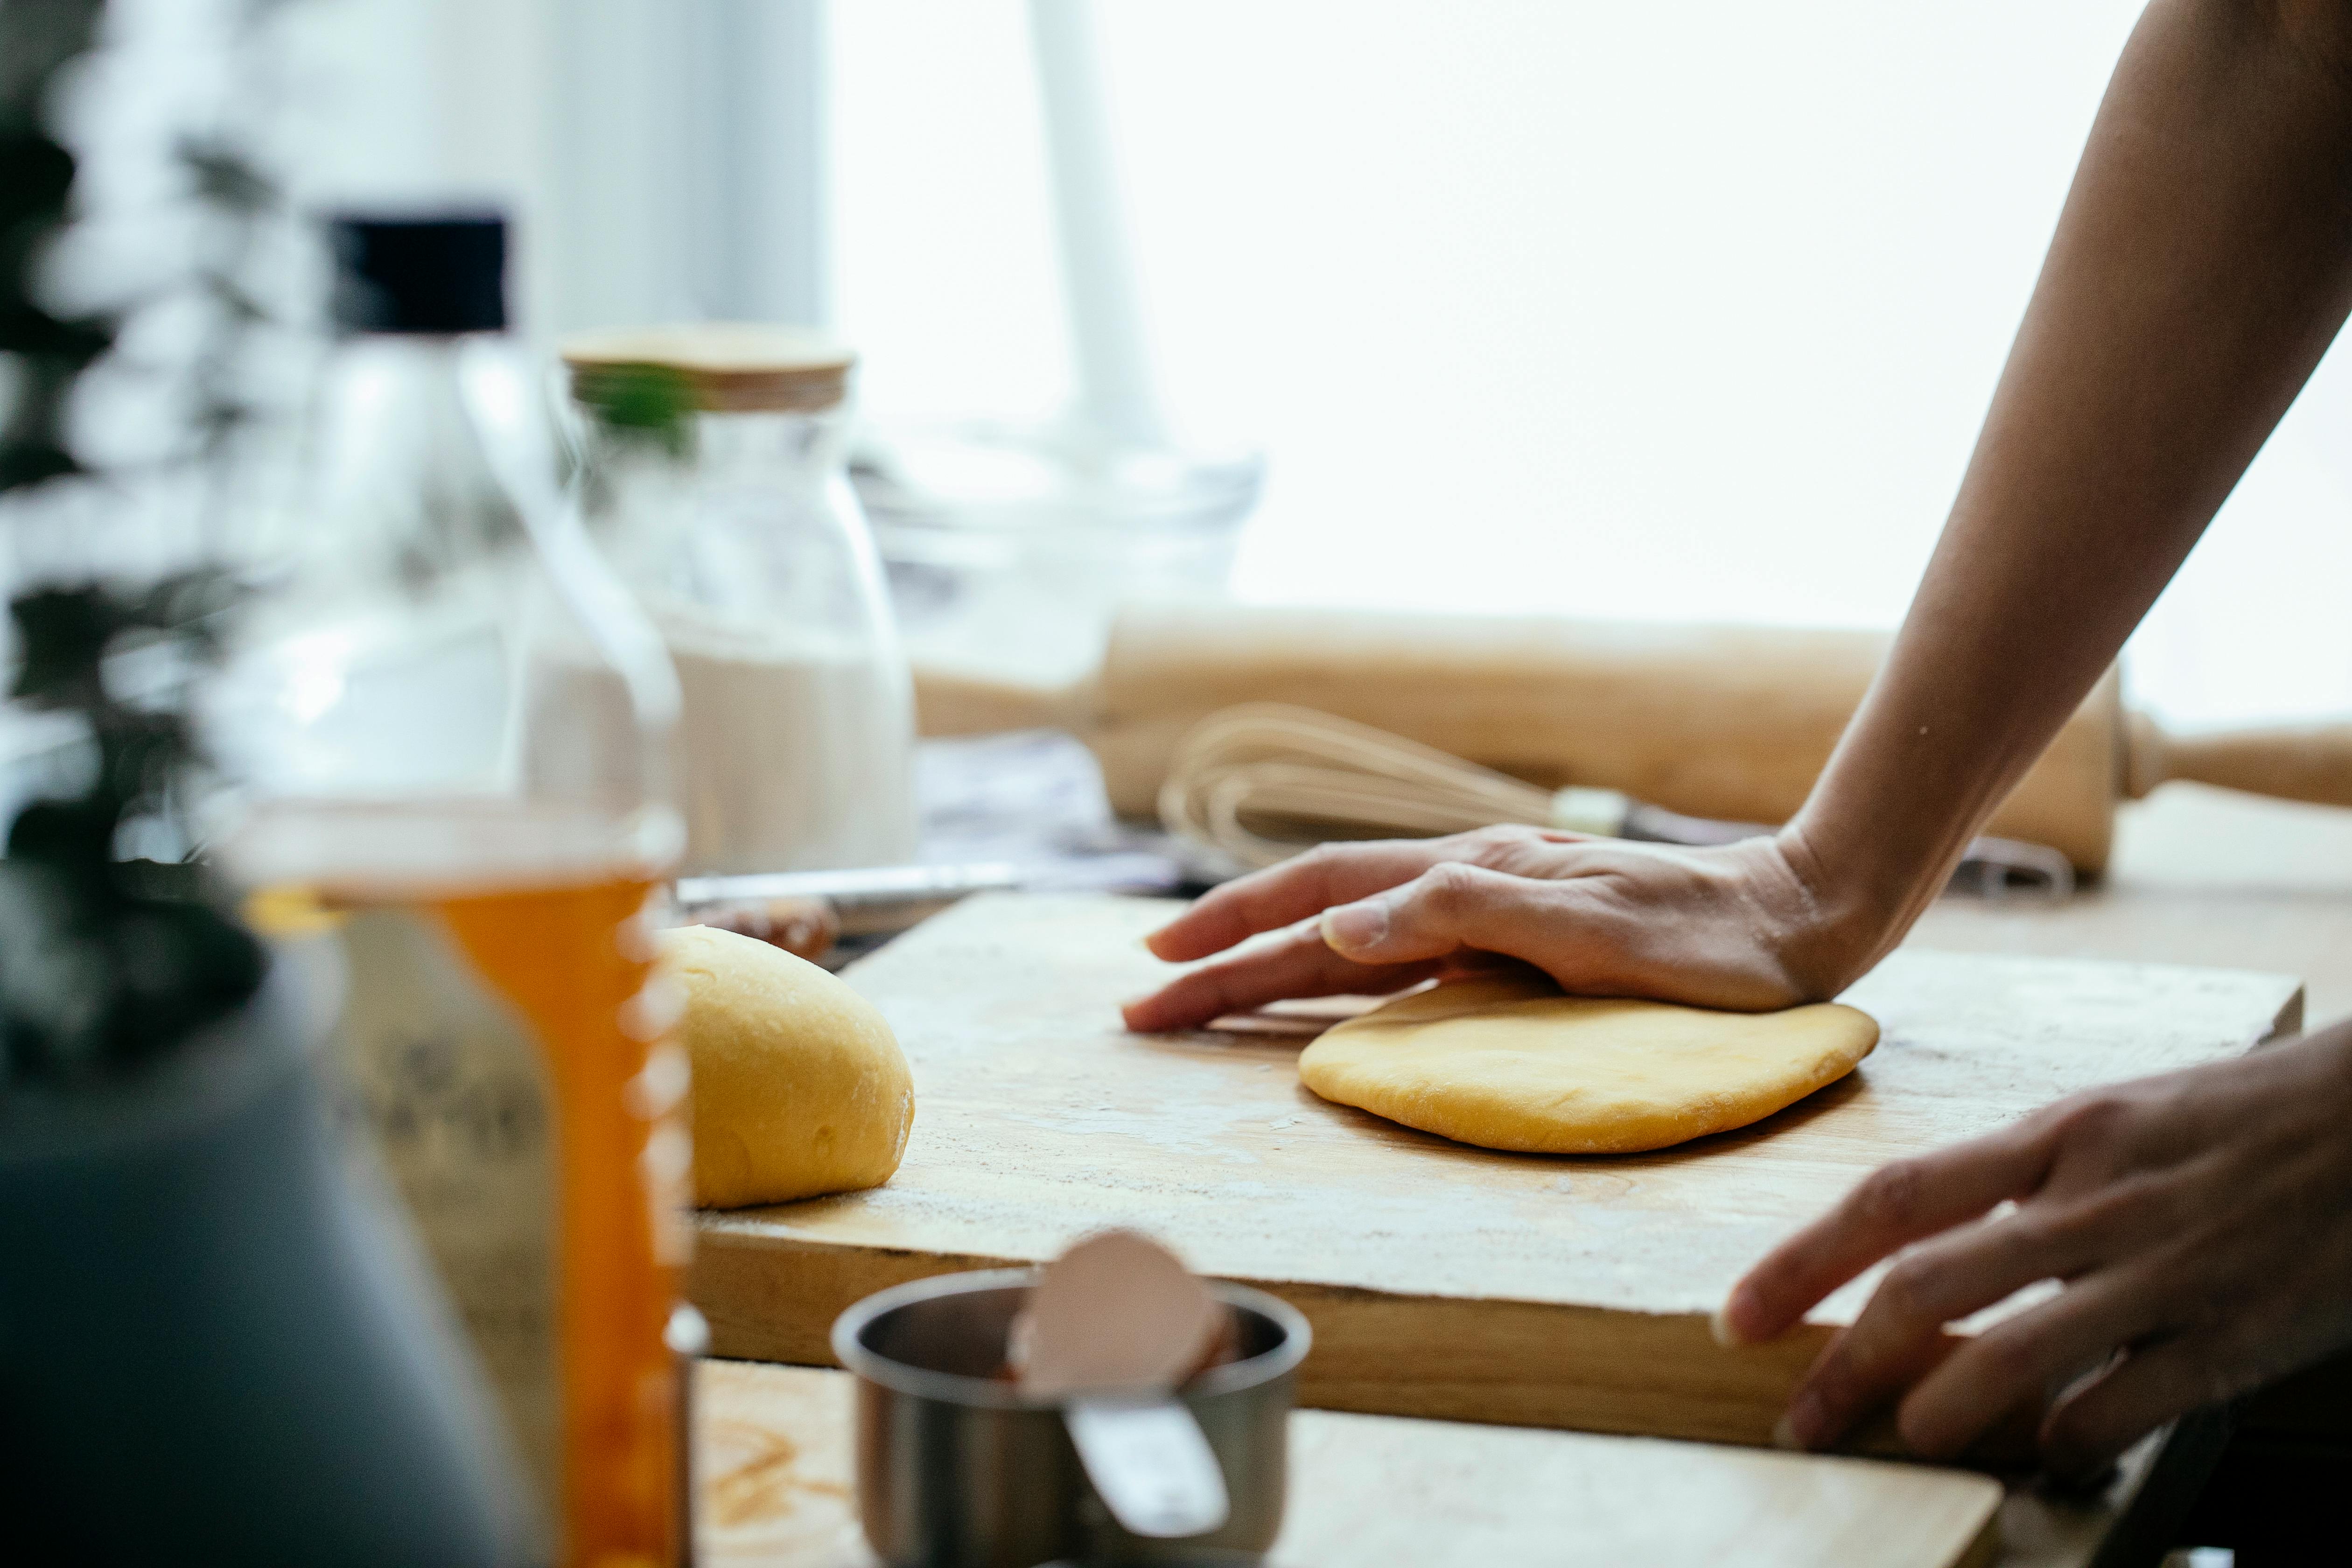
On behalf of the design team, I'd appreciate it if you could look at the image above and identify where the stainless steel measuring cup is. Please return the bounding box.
[831,1269,1311,1567]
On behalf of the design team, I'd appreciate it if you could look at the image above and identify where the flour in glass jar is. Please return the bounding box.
[524,599,917,876]
[660,606,916,875]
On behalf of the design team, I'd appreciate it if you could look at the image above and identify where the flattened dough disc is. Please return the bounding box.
[1298,974,1878,1155]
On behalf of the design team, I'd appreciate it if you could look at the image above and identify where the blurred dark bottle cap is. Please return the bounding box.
[327,210,508,334]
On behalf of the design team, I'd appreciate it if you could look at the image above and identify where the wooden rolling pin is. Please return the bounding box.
[915,602,2352,874]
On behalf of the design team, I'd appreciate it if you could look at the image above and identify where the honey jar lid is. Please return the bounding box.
[561,322,855,414]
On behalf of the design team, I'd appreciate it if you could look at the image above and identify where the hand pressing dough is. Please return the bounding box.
[661,924,914,1208]
[1298,974,1876,1155]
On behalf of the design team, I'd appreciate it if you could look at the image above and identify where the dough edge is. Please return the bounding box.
[1299,979,1877,1155]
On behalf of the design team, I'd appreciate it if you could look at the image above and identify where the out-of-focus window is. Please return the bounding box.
[833,0,2352,729]
[270,0,2352,729]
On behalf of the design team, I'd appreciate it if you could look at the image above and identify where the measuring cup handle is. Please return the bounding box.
[1064,1396,1232,1541]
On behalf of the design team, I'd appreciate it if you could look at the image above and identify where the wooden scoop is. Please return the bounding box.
[1012,1231,1233,1540]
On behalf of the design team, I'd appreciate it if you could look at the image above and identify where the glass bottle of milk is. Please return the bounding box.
[562,326,918,876]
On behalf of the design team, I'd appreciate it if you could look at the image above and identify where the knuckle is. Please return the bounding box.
[2061,1173,2170,1242]
[1182,967,1241,1012]
[1875,1259,1940,1326]
[1292,841,1351,879]
[1413,861,1488,915]
[2048,1092,2133,1148]
[1462,823,1547,868]
[1851,1161,1929,1232]
[1993,1208,2073,1271]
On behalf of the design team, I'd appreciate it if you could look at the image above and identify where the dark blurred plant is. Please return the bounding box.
[0,0,110,496]
[0,0,291,1084]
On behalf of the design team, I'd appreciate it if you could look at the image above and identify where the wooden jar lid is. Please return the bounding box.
[561,322,855,413]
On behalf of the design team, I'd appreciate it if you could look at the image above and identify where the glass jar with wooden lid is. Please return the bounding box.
[563,323,917,877]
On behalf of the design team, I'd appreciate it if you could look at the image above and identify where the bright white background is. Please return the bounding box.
[279,0,2352,732]
[831,0,2352,730]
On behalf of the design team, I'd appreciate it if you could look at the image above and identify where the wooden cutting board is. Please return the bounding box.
[691,894,2299,1449]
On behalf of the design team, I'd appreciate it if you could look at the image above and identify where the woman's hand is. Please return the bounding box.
[1717,1023,2352,1477]
[1121,823,1880,1033]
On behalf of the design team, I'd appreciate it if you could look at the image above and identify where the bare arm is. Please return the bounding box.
[1130,0,2352,1472]
[1722,0,2352,1469]
[1793,0,2352,976]
[1127,0,2352,1038]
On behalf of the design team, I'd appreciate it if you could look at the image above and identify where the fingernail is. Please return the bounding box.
[1321,900,1388,953]
[1770,1414,1802,1450]
[1709,1300,1743,1350]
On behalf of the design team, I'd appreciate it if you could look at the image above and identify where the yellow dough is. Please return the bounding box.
[661,924,914,1208]
[1298,974,1877,1155]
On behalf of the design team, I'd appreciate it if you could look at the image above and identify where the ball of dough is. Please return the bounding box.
[660,924,914,1208]
[1300,974,1876,1155]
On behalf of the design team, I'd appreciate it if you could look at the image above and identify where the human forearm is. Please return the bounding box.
[1125,1,2352,1034]
[1791,0,2352,972]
